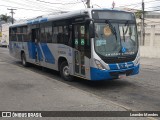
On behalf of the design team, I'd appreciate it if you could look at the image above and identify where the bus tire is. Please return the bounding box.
[21,53,28,67]
[60,61,72,81]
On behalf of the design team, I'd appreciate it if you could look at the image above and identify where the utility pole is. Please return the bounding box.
[112,1,115,9]
[86,0,90,8]
[7,8,16,24]
[141,0,145,45]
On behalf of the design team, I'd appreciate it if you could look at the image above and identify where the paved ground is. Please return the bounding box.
[141,57,160,68]
[0,47,159,120]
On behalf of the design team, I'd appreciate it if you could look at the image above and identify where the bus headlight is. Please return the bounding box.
[94,59,106,70]
[134,57,140,66]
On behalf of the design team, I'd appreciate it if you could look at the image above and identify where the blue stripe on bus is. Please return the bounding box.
[37,44,43,61]
[109,64,119,70]
[90,67,112,80]
[33,20,39,24]
[109,62,135,70]
[40,18,48,23]
[27,42,36,59]
[40,43,55,64]
[27,42,43,61]
[27,18,48,25]
[118,63,127,69]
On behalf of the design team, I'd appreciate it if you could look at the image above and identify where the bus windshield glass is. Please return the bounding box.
[94,21,138,57]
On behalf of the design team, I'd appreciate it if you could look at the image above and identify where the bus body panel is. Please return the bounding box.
[9,8,140,81]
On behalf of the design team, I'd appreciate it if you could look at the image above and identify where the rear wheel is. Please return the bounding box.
[21,53,28,67]
[60,61,72,81]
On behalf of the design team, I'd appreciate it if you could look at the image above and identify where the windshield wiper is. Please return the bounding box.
[105,20,117,40]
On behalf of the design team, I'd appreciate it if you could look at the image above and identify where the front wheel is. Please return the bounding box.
[21,53,29,67]
[60,61,72,81]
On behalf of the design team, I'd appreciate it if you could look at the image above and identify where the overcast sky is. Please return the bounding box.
[0,0,159,20]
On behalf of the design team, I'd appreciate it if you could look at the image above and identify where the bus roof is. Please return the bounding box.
[10,8,131,28]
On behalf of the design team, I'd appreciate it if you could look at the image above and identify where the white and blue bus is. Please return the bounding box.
[9,8,140,81]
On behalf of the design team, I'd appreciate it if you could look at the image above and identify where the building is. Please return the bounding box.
[1,23,10,46]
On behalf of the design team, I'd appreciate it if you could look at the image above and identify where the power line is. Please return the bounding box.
[146,6,160,9]
[35,0,82,5]
[1,0,61,12]
[4,0,84,13]
[1,0,85,15]
[0,4,59,12]
[145,19,160,23]
[118,0,157,8]
[22,0,65,10]
[81,0,86,8]
[146,9,160,11]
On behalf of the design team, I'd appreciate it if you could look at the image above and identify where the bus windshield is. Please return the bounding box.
[94,21,138,57]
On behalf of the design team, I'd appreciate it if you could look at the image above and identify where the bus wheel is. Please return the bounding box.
[21,53,28,67]
[60,61,72,81]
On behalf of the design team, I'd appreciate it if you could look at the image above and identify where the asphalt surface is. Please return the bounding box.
[0,47,159,119]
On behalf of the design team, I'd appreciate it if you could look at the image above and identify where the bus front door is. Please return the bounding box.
[31,28,41,63]
[74,24,86,77]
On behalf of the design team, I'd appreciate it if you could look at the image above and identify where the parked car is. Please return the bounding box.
[0,41,8,47]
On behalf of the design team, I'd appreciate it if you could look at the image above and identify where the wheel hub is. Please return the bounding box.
[22,57,25,65]
[63,66,69,77]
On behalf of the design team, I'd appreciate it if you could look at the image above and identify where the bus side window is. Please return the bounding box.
[40,27,46,43]
[45,26,52,43]
[68,25,72,47]
[23,26,28,42]
[63,26,69,45]
[85,24,91,58]
[85,25,90,47]
[53,26,58,43]
[48,26,52,43]
[17,27,23,42]
[57,26,63,44]
[12,28,17,41]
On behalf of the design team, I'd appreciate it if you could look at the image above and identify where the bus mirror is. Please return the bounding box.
[85,19,95,38]
[89,22,95,38]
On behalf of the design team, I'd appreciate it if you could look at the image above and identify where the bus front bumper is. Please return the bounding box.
[90,65,140,81]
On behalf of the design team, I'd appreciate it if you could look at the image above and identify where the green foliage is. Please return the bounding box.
[135,10,143,19]
[0,14,12,23]
[135,10,147,19]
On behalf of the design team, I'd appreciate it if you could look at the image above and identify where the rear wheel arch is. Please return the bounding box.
[21,51,29,67]
[58,57,68,71]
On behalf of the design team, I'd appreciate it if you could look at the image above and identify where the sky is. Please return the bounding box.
[0,0,159,20]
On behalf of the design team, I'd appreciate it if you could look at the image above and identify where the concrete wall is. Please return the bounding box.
[140,46,160,58]
[140,25,160,58]
[0,26,2,42]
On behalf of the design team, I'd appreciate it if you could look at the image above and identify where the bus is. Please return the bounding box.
[9,8,140,81]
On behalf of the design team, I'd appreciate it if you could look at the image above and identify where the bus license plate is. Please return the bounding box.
[119,74,126,79]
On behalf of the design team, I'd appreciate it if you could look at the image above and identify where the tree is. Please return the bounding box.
[0,14,13,23]
[135,10,143,19]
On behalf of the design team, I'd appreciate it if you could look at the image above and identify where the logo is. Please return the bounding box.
[122,47,126,53]
[119,64,127,69]
[2,112,11,117]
